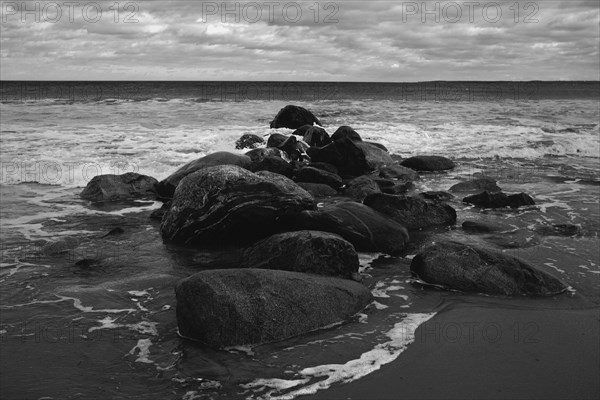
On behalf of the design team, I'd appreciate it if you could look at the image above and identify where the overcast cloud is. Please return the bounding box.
[0,0,598,80]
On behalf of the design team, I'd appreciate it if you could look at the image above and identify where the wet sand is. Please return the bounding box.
[309,303,600,400]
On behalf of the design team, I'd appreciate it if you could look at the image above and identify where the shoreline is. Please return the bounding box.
[308,303,600,400]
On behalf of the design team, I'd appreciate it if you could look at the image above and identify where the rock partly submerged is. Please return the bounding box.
[155,152,252,199]
[243,230,359,279]
[80,172,158,202]
[175,268,373,347]
[401,156,455,172]
[364,193,457,230]
[410,240,567,296]
[161,165,315,246]
[270,105,321,129]
[463,191,535,209]
[290,201,409,254]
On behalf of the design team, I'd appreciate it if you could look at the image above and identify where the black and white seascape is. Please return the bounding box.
[1,2,599,400]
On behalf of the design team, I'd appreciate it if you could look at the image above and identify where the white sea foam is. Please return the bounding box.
[129,338,154,364]
[241,313,436,400]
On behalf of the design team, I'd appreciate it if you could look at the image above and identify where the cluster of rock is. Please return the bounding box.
[79,104,567,348]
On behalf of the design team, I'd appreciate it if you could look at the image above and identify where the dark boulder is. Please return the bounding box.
[243,231,359,278]
[303,126,331,148]
[81,172,158,202]
[401,156,455,172]
[267,134,303,161]
[410,240,567,296]
[379,165,419,181]
[161,165,315,246]
[290,202,409,254]
[508,193,536,208]
[235,134,265,150]
[248,156,295,178]
[175,268,373,347]
[156,152,251,199]
[267,133,288,148]
[419,191,454,202]
[295,167,343,189]
[364,193,457,230]
[291,124,313,137]
[449,178,501,193]
[297,182,338,198]
[344,176,381,201]
[331,126,362,142]
[355,142,394,170]
[270,105,321,129]
[306,138,370,178]
[462,220,508,233]
[246,147,286,162]
[463,191,535,209]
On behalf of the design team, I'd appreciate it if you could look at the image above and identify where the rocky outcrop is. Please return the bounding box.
[175,269,373,347]
[80,172,158,202]
[410,240,567,296]
[463,191,535,208]
[235,134,264,150]
[290,202,409,254]
[156,152,251,199]
[161,165,315,245]
[363,193,457,230]
[419,191,454,202]
[270,105,321,129]
[243,231,359,278]
[401,156,455,172]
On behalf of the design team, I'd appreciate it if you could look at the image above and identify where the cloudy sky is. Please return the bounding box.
[1,0,598,81]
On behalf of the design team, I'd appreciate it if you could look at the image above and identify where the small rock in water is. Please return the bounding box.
[463,191,535,209]
[449,177,501,193]
[80,172,158,202]
[235,134,264,150]
[401,156,455,172]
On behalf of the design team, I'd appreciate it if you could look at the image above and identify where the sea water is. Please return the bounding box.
[0,81,598,399]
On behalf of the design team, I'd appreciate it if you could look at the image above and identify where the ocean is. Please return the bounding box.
[1,81,599,399]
